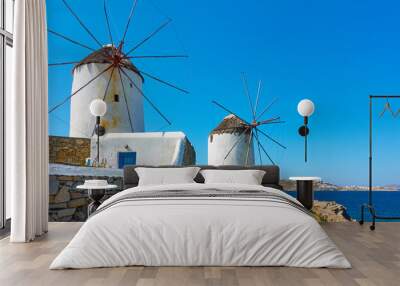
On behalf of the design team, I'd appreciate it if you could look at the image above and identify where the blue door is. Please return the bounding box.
[118,152,137,169]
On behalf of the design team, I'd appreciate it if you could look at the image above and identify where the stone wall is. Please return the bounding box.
[49,174,122,222]
[49,136,90,166]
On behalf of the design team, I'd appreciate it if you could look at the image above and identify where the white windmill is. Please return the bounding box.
[209,74,286,166]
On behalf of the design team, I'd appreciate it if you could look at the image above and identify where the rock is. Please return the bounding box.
[56,208,76,218]
[73,206,88,221]
[49,195,56,204]
[68,198,88,208]
[49,176,59,195]
[49,202,67,209]
[54,186,71,203]
[312,201,352,222]
[70,191,86,199]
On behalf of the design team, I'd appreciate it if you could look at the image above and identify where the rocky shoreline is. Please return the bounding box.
[312,201,352,223]
[280,180,399,191]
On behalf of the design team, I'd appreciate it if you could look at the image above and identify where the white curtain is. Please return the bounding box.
[8,0,49,242]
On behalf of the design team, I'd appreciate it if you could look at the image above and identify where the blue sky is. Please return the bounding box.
[47,0,400,186]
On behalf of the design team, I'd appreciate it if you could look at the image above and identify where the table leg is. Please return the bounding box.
[87,189,105,216]
[296,180,314,210]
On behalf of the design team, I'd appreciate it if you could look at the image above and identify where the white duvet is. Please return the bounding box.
[50,183,351,269]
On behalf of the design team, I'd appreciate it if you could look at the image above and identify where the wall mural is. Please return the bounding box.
[47,0,400,223]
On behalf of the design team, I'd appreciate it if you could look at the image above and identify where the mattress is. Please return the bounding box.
[50,183,351,269]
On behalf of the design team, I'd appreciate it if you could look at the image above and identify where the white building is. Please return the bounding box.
[91,132,195,168]
[208,114,254,166]
[69,45,144,138]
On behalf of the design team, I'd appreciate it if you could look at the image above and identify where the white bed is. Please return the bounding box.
[50,183,351,269]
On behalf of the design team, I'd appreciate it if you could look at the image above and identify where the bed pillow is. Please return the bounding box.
[135,167,201,186]
[200,169,266,185]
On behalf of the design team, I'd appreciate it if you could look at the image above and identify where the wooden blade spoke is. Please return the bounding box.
[241,73,256,120]
[103,0,114,47]
[126,55,188,59]
[48,65,113,114]
[49,61,81,66]
[245,129,253,166]
[119,68,172,125]
[138,69,189,94]
[117,68,135,132]
[256,98,278,121]
[48,29,96,52]
[121,0,138,45]
[91,66,116,136]
[254,80,262,117]
[62,0,103,47]
[256,128,287,149]
[258,117,281,125]
[223,128,249,161]
[253,131,275,165]
[254,129,262,165]
[211,101,250,125]
[125,18,172,55]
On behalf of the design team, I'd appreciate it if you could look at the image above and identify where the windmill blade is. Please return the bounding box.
[119,68,172,125]
[241,73,256,120]
[256,128,287,149]
[48,29,96,52]
[253,130,275,165]
[103,0,114,47]
[102,67,116,101]
[258,117,281,125]
[223,128,249,161]
[125,18,172,55]
[117,68,135,132]
[138,69,189,94]
[121,0,138,45]
[211,101,250,125]
[245,129,253,166]
[126,55,188,59]
[256,98,278,121]
[49,61,82,66]
[254,80,262,116]
[49,65,113,114]
[254,129,262,165]
[61,0,103,47]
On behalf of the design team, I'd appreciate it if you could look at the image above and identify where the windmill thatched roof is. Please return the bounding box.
[210,114,249,135]
[73,46,144,82]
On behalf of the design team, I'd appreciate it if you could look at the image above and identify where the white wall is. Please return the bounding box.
[91,132,187,168]
[70,63,144,138]
[208,132,254,166]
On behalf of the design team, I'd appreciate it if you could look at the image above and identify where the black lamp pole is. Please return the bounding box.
[298,116,310,162]
[96,116,100,166]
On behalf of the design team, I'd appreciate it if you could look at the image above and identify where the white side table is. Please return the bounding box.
[289,177,321,210]
[77,181,118,216]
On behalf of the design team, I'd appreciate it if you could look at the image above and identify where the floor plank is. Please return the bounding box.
[0,222,399,286]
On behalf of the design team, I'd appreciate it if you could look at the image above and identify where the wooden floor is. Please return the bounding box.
[0,222,399,286]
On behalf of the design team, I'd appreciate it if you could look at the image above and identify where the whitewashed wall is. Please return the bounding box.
[208,132,255,166]
[91,132,188,168]
[70,63,144,138]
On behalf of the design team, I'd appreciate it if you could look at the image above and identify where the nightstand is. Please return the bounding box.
[289,177,321,210]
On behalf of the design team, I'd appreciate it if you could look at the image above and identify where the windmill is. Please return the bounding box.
[210,74,286,166]
[48,0,189,138]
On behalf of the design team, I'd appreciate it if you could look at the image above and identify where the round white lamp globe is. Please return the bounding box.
[297,99,315,117]
[90,99,107,117]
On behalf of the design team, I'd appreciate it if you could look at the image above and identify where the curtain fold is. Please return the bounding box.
[9,0,49,242]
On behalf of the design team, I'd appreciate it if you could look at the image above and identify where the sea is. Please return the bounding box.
[285,191,400,222]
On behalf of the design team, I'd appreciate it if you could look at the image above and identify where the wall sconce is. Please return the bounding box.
[297,99,315,162]
[90,99,107,167]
